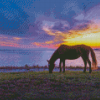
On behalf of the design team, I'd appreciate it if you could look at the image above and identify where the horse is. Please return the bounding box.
[47,44,97,73]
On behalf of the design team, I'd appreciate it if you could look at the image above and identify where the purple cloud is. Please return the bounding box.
[52,21,70,32]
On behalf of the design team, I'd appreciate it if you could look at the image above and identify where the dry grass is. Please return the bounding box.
[0,71,100,99]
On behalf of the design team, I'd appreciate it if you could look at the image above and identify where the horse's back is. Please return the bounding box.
[58,44,89,50]
[57,45,69,54]
[57,44,91,55]
[76,44,91,52]
[59,44,90,50]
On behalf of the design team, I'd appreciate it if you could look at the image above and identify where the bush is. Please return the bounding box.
[25,64,29,70]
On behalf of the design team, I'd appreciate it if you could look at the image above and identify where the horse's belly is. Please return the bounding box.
[66,56,80,59]
[64,52,81,59]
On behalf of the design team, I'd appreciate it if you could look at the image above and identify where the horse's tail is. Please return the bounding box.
[90,48,98,70]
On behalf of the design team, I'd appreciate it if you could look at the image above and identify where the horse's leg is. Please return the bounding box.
[87,58,92,73]
[59,59,62,72]
[63,59,65,72]
[82,57,87,73]
[83,52,92,73]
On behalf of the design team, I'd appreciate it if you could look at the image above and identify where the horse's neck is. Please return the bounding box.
[50,51,58,64]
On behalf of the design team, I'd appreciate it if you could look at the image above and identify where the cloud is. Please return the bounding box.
[27,14,58,42]
[72,3,100,42]
[85,4,100,23]
[27,23,54,42]
[74,13,85,21]
[28,23,41,37]
[74,4,100,23]
[72,20,92,31]
[0,34,21,48]
[32,14,71,44]
[52,21,70,32]
[32,41,60,49]
[0,34,38,49]
[1,0,100,49]
[62,0,82,15]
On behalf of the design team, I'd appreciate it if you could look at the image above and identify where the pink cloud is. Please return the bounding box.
[32,42,60,49]
[0,41,20,48]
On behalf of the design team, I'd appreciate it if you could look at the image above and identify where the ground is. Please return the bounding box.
[0,71,100,100]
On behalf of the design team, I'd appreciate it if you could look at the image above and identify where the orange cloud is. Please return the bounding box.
[42,25,84,45]
[45,40,53,44]
[42,27,55,36]
[13,37,22,40]
[32,42,41,46]
[43,21,100,48]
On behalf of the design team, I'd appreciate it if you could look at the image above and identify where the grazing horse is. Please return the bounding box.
[47,44,97,73]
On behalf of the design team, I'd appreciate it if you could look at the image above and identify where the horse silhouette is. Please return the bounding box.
[47,44,97,73]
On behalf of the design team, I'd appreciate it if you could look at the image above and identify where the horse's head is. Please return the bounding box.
[47,60,55,73]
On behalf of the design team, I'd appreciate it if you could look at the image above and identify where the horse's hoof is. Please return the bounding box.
[89,70,92,73]
[89,71,92,73]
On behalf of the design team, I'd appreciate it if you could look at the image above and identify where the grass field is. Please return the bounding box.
[0,71,100,100]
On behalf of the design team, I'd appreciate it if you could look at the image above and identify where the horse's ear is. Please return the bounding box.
[47,60,49,62]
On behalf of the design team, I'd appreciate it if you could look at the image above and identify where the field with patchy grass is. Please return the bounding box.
[0,71,100,100]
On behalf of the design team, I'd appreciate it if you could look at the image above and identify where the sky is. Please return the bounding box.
[1,0,100,50]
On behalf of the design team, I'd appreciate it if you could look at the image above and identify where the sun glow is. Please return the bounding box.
[63,32,100,48]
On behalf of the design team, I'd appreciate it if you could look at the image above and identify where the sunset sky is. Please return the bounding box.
[1,0,100,50]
